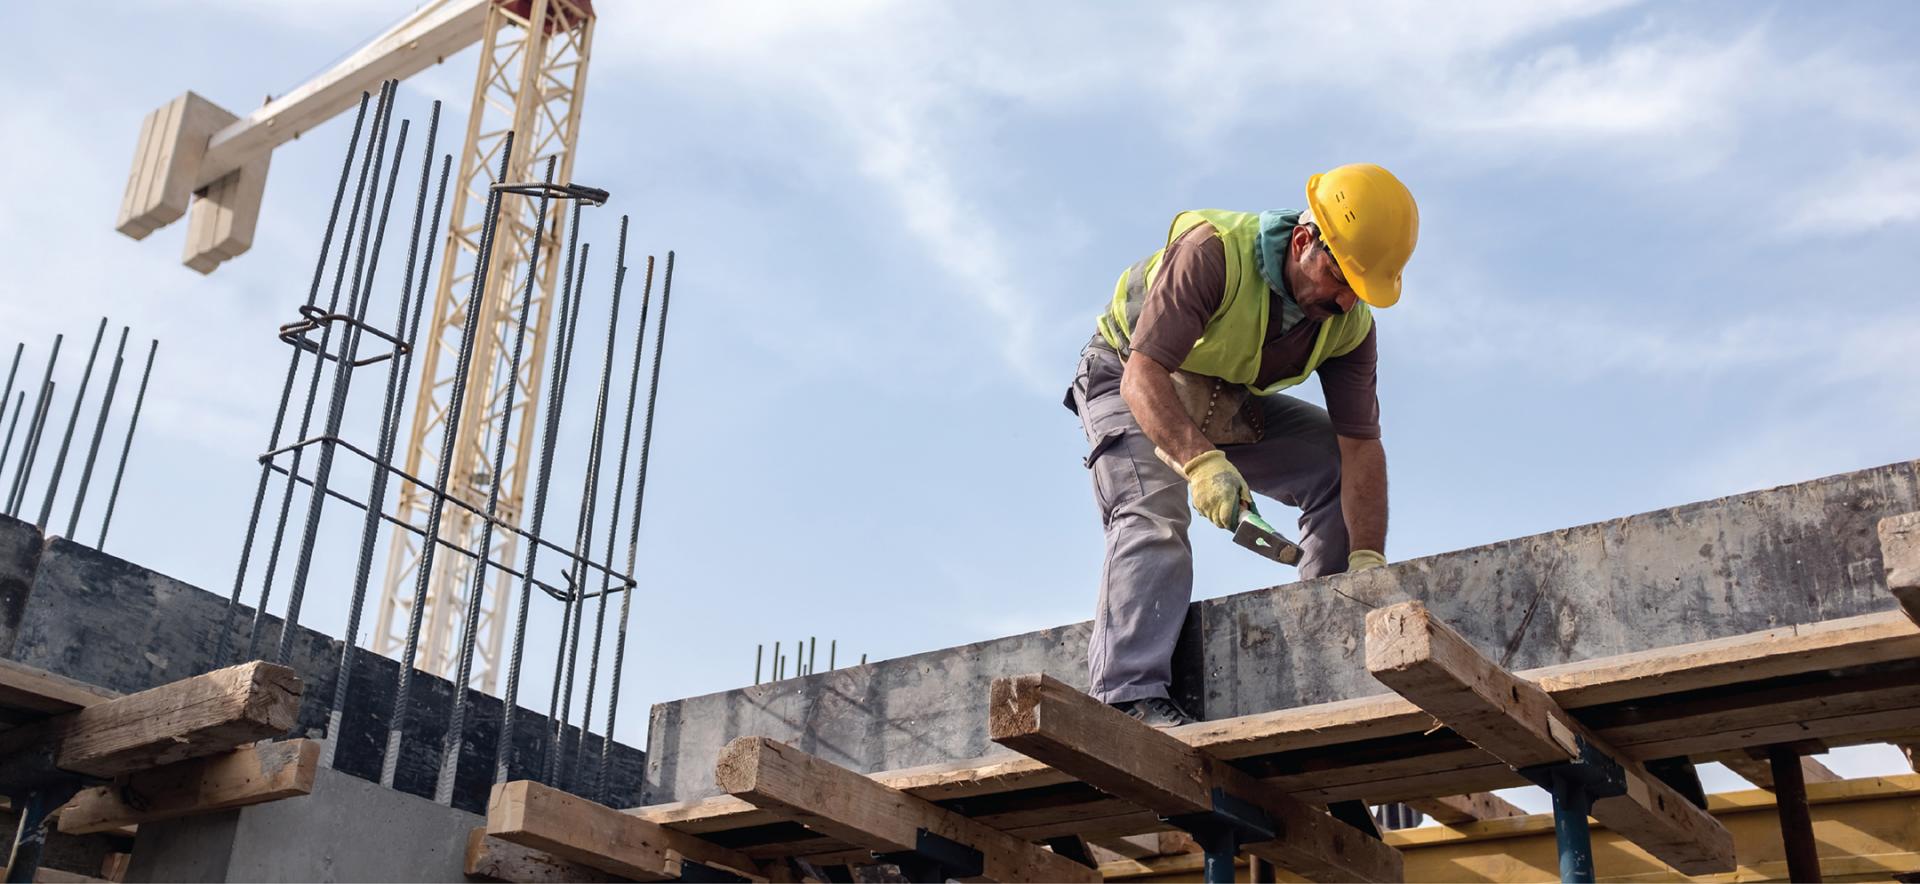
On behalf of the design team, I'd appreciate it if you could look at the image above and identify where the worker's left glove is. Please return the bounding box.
[1347,549,1387,572]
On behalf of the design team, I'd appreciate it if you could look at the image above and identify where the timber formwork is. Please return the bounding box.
[468,509,1920,882]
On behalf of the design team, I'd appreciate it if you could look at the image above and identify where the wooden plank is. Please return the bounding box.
[0,658,117,718]
[715,735,1099,883]
[487,780,762,882]
[988,673,1402,883]
[1367,601,1735,875]
[0,662,300,783]
[464,828,618,883]
[1402,792,1525,825]
[1882,512,1920,625]
[57,739,317,834]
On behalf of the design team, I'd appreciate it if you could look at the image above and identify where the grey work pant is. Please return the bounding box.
[1066,342,1350,704]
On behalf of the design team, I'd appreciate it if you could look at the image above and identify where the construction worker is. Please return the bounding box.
[1065,163,1418,727]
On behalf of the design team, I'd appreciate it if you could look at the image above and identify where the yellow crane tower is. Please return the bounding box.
[116,0,596,694]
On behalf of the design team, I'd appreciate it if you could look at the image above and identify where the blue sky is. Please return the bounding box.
[2,1,1917,803]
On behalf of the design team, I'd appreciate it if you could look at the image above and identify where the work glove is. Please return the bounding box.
[1181,450,1251,530]
[1347,549,1387,572]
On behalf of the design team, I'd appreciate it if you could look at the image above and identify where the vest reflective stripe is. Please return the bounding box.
[1097,209,1372,395]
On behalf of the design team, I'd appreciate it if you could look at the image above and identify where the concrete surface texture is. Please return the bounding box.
[0,522,645,813]
[645,459,1919,804]
[127,765,481,883]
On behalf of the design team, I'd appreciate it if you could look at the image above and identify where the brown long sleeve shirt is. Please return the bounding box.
[1127,223,1382,439]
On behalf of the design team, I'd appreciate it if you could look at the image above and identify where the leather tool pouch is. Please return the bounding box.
[1168,370,1264,446]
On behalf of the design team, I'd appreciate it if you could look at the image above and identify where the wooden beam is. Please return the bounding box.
[465,828,618,883]
[0,662,299,783]
[0,659,116,719]
[1882,512,1920,625]
[57,739,318,834]
[487,780,762,882]
[1401,792,1525,826]
[1366,601,1735,875]
[634,612,1920,857]
[715,735,1099,883]
[988,673,1402,883]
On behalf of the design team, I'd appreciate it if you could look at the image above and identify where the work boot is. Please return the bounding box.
[1110,696,1196,728]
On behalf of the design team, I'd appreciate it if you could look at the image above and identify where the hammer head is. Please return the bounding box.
[1233,512,1303,565]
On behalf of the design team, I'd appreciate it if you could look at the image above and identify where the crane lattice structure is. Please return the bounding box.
[372,0,594,695]
[117,0,596,694]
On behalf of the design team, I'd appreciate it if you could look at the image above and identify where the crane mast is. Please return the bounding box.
[371,0,596,694]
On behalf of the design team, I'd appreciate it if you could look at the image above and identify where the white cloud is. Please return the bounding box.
[1787,153,1920,235]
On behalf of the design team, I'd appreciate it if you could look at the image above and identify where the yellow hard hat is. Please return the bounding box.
[1305,163,1419,308]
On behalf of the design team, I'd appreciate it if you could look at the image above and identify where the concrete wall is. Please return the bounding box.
[645,459,1920,804]
[0,520,645,814]
[129,766,480,883]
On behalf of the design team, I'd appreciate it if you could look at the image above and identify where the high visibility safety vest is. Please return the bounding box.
[1096,209,1373,395]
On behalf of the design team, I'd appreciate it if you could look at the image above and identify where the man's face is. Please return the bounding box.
[1290,227,1360,321]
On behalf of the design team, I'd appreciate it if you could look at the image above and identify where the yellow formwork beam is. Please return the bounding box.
[1103,775,1920,883]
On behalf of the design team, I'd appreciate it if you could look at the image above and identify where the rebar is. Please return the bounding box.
[7,335,61,515]
[98,341,155,549]
[0,343,21,443]
[382,128,514,789]
[598,250,675,798]
[496,197,588,784]
[547,232,627,787]
[215,89,374,669]
[65,328,129,539]
[8,381,55,518]
[277,112,413,664]
[435,156,557,804]
[0,392,24,480]
[35,317,107,530]
[323,102,448,769]
[245,81,398,663]
[572,219,637,789]
[534,239,593,782]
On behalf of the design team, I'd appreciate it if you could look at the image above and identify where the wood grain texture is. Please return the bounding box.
[988,674,1403,883]
[1402,792,1526,825]
[487,780,761,882]
[1366,601,1735,875]
[58,739,317,834]
[0,658,116,719]
[464,827,618,883]
[716,735,1099,883]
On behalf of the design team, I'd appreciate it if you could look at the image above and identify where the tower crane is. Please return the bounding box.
[117,0,597,694]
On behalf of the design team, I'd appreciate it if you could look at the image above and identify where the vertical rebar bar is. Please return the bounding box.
[829,639,836,671]
[65,328,128,539]
[0,343,21,444]
[0,392,24,481]
[98,341,154,549]
[246,82,397,663]
[215,90,374,668]
[572,218,636,788]
[755,644,763,685]
[547,232,625,787]
[435,156,557,804]
[382,129,514,789]
[8,381,55,518]
[36,317,107,530]
[324,108,447,770]
[598,252,674,798]
[495,197,588,785]
[7,336,61,515]
[278,115,413,663]
[538,240,593,782]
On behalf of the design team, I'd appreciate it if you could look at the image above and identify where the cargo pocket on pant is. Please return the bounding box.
[1083,427,1125,469]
